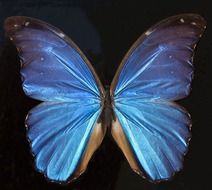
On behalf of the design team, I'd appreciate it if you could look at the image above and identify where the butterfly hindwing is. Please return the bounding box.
[111,14,206,181]
[4,16,105,182]
[27,101,103,182]
[113,99,191,181]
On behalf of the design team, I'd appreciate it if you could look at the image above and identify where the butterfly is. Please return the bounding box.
[4,14,206,183]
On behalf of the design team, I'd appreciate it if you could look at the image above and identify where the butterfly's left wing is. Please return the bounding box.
[4,16,106,182]
[110,14,206,182]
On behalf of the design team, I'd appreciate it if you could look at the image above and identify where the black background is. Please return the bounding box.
[0,0,211,190]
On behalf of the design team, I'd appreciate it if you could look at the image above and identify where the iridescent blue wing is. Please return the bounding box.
[26,101,105,182]
[112,99,191,181]
[110,14,206,181]
[5,16,104,102]
[4,16,106,182]
[111,14,206,100]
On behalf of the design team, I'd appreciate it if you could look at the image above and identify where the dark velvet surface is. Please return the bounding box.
[0,1,211,189]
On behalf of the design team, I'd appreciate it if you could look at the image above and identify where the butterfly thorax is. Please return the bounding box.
[98,87,115,129]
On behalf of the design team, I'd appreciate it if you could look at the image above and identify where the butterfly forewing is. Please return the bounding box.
[110,14,206,181]
[4,16,106,182]
[5,16,104,101]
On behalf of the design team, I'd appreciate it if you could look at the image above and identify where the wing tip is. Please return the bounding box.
[4,16,27,35]
[185,13,207,27]
[149,13,207,38]
[171,13,207,33]
[4,16,56,37]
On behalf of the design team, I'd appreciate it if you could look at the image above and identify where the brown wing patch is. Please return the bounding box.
[111,118,143,176]
[72,123,106,180]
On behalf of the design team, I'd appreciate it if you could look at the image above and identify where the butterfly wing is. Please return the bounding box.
[4,16,106,182]
[110,14,206,181]
[5,16,104,102]
[27,101,104,182]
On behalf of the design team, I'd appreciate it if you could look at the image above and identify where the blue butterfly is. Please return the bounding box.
[4,14,206,183]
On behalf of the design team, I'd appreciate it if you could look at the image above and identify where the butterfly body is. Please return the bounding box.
[4,14,206,183]
[98,87,115,129]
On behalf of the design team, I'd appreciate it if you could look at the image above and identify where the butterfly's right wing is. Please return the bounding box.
[110,14,206,182]
[4,16,106,182]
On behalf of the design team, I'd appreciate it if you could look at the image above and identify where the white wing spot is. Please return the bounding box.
[171,71,174,74]
[40,57,44,61]
[14,24,18,28]
[16,34,23,38]
[25,22,30,26]
[58,33,65,38]
[191,22,197,26]
[10,37,13,41]
[180,18,185,23]
[145,30,152,36]
[169,55,172,59]
[158,45,166,51]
